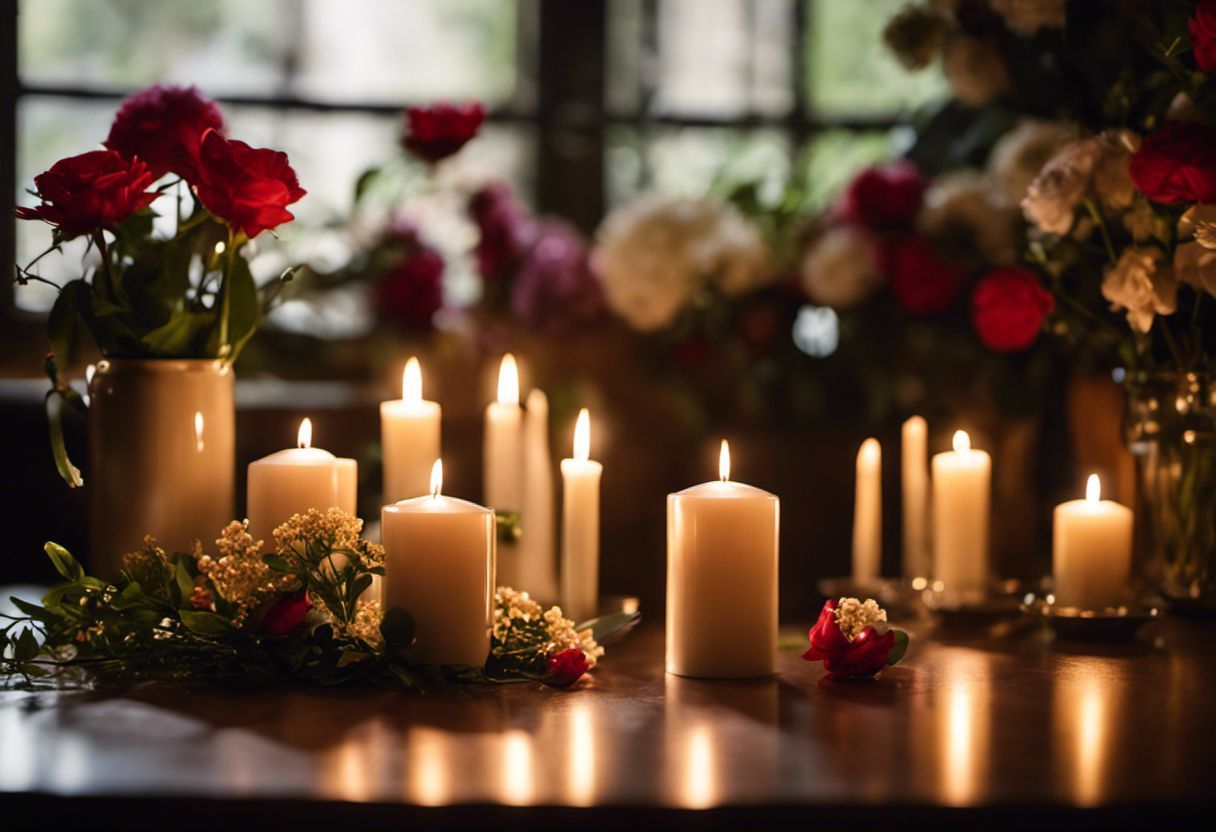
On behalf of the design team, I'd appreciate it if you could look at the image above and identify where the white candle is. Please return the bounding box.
[901,415,930,579]
[852,437,881,585]
[382,460,496,667]
[519,388,557,600]
[485,354,524,586]
[931,430,991,598]
[560,408,602,623]
[667,440,779,679]
[381,356,441,503]
[247,418,357,545]
[1053,474,1133,610]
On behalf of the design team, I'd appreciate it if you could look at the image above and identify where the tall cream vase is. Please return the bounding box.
[87,358,235,578]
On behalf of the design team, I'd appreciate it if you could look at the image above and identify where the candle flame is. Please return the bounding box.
[403,356,422,404]
[860,436,880,464]
[297,417,313,449]
[719,439,730,482]
[952,430,971,453]
[430,458,443,498]
[1086,473,1101,503]
[194,411,205,453]
[497,354,519,406]
[573,408,590,462]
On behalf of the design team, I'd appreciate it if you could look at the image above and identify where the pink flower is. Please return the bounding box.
[544,648,590,687]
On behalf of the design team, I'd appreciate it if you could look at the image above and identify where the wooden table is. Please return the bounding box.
[2,615,1215,829]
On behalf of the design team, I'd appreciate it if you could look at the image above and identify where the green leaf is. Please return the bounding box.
[496,511,523,544]
[140,310,211,355]
[379,606,415,647]
[174,558,196,606]
[44,390,83,488]
[886,630,910,666]
[47,280,86,370]
[9,597,55,624]
[14,627,40,661]
[263,554,298,575]
[179,610,237,637]
[220,255,260,362]
[44,541,85,581]
[353,166,382,204]
[576,610,641,643]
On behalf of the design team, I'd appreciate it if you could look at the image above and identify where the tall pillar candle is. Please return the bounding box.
[381,356,441,503]
[519,388,557,600]
[667,440,779,679]
[931,430,991,598]
[852,437,881,585]
[382,460,496,667]
[901,415,930,579]
[1053,474,1133,609]
[560,408,602,623]
[247,418,357,544]
[485,354,524,586]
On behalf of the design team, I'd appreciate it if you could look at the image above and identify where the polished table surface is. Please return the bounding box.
[2,612,1215,829]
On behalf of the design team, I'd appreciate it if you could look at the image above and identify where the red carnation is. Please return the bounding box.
[1128,121,1216,205]
[802,599,906,680]
[1190,1,1216,71]
[259,590,312,636]
[192,129,306,238]
[835,161,926,230]
[373,235,445,331]
[544,648,590,687]
[104,84,224,181]
[971,267,1054,353]
[16,150,156,239]
[403,102,486,163]
[879,234,966,315]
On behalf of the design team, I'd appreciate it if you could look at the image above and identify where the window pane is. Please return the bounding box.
[795,129,895,211]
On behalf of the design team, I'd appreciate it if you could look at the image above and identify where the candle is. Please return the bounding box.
[485,354,524,586]
[1053,474,1133,609]
[852,437,881,585]
[381,356,442,503]
[560,408,602,622]
[382,460,496,667]
[519,388,557,600]
[667,440,779,678]
[246,418,357,545]
[902,415,930,579]
[931,430,991,598]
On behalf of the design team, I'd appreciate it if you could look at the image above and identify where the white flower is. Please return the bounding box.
[919,170,1019,265]
[988,0,1066,35]
[1179,204,1216,250]
[1101,247,1178,334]
[799,225,882,309]
[1174,241,1216,298]
[987,119,1078,208]
[834,597,888,641]
[1021,130,1139,236]
[944,37,1010,107]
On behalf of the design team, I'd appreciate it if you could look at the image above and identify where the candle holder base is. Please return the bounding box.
[1020,593,1162,642]
[921,578,1048,625]
[817,576,924,616]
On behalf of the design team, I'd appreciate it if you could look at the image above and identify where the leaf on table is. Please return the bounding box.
[179,610,237,637]
[887,629,910,666]
[576,609,641,643]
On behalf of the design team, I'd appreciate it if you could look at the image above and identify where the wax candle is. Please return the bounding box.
[519,388,557,600]
[901,415,930,579]
[852,437,881,585]
[560,408,602,622]
[931,430,991,598]
[381,356,442,503]
[1053,474,1133,609]
[485,354,525,586]
[667,440,779,679]
[382,460,496,667]
[246,418,357,545]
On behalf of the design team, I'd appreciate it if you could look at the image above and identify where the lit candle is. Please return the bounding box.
[485,354,524,586]
[380,356,442,503]
[519,388,557,600]
[852,437,881,585]
[382,460,496,667]
[902,415,930,579]
[560,408,602,622]
[1053,474,1133,610]
[246,418,357,545]
[931,430,991,598]
[667,440,779,678]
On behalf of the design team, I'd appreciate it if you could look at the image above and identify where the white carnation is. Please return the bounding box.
[799,225,882,310]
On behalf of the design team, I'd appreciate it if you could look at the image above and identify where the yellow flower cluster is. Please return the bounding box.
[493,586,601,667]
[196,520,295,623]
[337,599,385,651]
[272,507,385,571]
[542,605,603,668]
[834,597,888,642]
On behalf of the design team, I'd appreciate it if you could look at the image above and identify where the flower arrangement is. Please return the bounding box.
[0,509,633,689]
[802,597,909,681]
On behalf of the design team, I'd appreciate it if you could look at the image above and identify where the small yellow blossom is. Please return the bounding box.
[337,599,385,650]
[834,597,888,641]
[196,520,295,624]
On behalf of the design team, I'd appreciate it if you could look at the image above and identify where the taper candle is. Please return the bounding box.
[931,430,991,598]
[381,356,442,503]
[901,415,930,579]
[1053,474,1133,609]
[560,408,602,622]
[852,437,881,585]
[485,354,524,586]
[519,388,557,600]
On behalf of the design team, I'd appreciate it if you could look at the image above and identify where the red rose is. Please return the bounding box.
[192,129,306,238]
[544,648,590,687]
[469,182,537,281]
[835,161,926,230]
[1190,1,1216,71]
[403,102,486,163]
[802,599,902,680]
[879,235,966,315]
[259,590,311,636]
[104,84,224,181]
[16,150,157,239]
[374,238,445,330]
[971,267,1054,353]
[1128,121,1216,205]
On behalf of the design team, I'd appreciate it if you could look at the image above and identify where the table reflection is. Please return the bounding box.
[500,729,534,805]
[935,651,991,806]
[407,726,449,806]
[1053,661,1124,806]
[566,701,597,806]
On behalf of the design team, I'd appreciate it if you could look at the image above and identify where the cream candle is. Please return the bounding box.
[931,430,991,598]
[901,415,930,579]
[560,408,602,623]
[667,440,779,679]
[485,354,524,586]
[382,460,496,668]
[381,357,442,503]
[852,437,881,585]
[519,388,557,600]
[1053,474,1133,610]
[246,418,357,545]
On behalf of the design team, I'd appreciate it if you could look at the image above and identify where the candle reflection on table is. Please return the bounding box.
[1053,662,1123,806]
[329,737,372,802]
[567,702,597,806]
[407,727,450,806]
[500,730,535,805]
[935,651,991,806]
[680,723,718,809]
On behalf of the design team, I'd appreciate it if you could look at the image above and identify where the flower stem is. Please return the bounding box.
[215,227,238,360]
[1083,200,1117,266]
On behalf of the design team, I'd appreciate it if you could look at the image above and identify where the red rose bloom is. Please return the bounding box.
[544,648,590,687]
[16,150,157,239]
[879,235,966,315]
[192,129,306,238]
[259,590,312,636]
[1128,121,1216,205]
[403,102,486,163]
[802,599,901,680]
[374,235,446,331]
[836,161,926,230]
[104,84,224,181]
[971,267,1055,353]
[1190,1,1216,71]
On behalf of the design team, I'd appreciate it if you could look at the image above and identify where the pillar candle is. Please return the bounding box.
[247,418,357,545]
[931,430,991,598]
[852,437,881,585]
[381,356,441,503]
[382,460,496,668]
[1053,474,1133,610]
[667,440,779,679]
[560,408,602,623]
[519,388,557,600]
[901,415,930,579]
[485,354,524,586]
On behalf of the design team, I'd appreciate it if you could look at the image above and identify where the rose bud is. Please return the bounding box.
[544,648,590,687]
[257,590,312,636]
